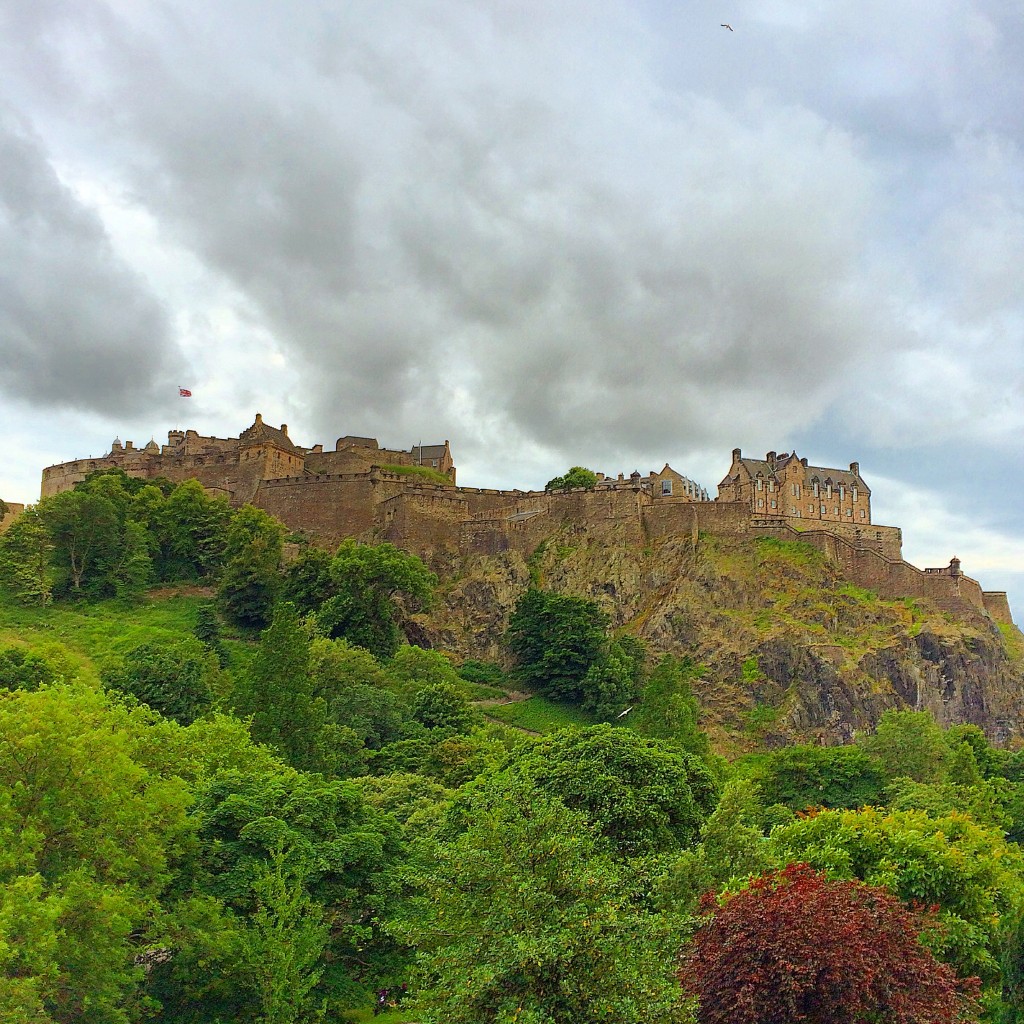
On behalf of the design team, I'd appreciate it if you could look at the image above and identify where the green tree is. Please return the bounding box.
[412,681,478,733]
[386,645,464,698]
[102,638,220,725]
[154,480,233,581]
[631,656,710,759]
[505,588,608,701]
[38,489,123,596]
[478,725,718,858]
[858,709,949,783]
[280,546,335,615]
[183,767,401,1013]
[0,684,195,1022]
[751,744,887,811]
[580,635,645,719]
[238,844,328,1024]
[544,466,599,492]
[660,780,776,914]
[0,506,54,604]
[769,805,1024,987]
[193,602,228,666]
[0,645,59,691]
[316,541,436,659]
[309,637,391,701]
[218,505,285,628]
[234,603,363,776]
[389,781,694,1024]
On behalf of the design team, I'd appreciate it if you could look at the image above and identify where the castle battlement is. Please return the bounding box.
[36,417,1011,626]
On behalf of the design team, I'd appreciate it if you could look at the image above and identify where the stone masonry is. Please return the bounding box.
[37,417,1015,626]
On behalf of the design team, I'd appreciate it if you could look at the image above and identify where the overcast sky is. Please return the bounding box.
[1,0,1022,615]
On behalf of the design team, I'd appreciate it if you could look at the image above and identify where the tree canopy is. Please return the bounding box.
[681,863,976,1024]
[543,466,599,492]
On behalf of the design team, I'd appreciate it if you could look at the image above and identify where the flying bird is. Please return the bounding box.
[616,706,634,719]
[721,23,733,31]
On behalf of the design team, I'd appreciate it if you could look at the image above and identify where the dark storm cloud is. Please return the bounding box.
[0,106,182,414]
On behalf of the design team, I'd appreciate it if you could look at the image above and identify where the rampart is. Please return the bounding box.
[35,418,1015,627]
[0,502,25,535]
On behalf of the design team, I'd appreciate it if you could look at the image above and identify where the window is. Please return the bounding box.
[833,507,839,515]
[662,479,673,496]
[770,500,777,509]
[839,485,845,501]
[852,487,858,502]
[812,480,819,497]
[808,504,814,513]
[757,477,763,490]
[768,480,775,491]
[859,510,866,519]
[821,505,827,514]
[846,509,853,516]
[757,498,764,508]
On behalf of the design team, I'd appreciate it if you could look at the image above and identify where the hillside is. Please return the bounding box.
[420,527,1024,752]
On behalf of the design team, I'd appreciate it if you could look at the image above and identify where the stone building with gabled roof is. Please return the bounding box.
[718,448,871,526]
[40,413,455,502]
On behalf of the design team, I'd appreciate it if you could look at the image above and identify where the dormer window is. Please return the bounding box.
[852,487,858,502]
[812,479,820,497]
[662,479,673,496]
[839,485,845,502]
[756,476,763,491]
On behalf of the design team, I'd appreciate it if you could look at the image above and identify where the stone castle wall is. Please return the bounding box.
[0,502,25,535]
[983,592,1014,625]
[35,419,1015,626]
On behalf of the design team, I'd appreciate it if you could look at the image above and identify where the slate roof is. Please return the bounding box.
[239,414,301,455]
[735,451,868,491]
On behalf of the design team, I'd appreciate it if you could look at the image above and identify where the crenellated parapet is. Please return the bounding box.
[35,419,1013,626]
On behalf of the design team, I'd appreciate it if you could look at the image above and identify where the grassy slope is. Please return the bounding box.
[0,588,256,684]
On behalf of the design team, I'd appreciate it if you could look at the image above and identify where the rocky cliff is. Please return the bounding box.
[414,524,1024,752]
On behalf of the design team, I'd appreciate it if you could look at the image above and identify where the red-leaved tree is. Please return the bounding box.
[679,863,979,1024]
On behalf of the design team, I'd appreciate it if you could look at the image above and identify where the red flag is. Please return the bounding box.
[178,387,192,397]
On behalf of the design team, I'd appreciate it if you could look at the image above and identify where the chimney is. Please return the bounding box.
[254,412,263,424]
[766,451,776,466]
[732,447,742,462]
[280,423,288,436]
[849,461,859,475]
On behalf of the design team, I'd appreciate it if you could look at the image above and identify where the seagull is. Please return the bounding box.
[721,23,733,30]
[616,706,634,719]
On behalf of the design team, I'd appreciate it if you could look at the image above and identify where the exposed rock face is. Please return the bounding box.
[414,526,1024,750]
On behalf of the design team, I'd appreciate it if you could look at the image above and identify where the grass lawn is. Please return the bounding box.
[344,1007,417,1023]
[484,694,598,733]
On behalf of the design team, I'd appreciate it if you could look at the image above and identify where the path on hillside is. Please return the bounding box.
[472,690,542,735]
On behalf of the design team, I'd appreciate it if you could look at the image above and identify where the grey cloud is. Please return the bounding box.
[0,107,183,414]
[1,0,1022,483]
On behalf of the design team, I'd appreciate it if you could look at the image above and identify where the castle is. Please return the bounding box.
[39,415,1014,626]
